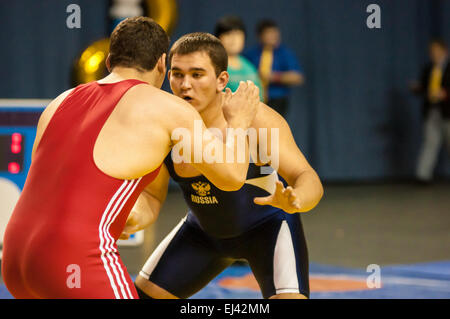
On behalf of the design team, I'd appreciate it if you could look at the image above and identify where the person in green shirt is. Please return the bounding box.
[215,16,264,100]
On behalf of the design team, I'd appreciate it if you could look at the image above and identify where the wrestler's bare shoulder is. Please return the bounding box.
[251,102,288,130]
[123,84,200,127]
[41,88,74,121]
[123,84,198,118]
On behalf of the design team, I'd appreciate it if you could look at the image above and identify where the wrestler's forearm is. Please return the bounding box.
[292,170,323,212]
[222,126,250,188]
[191,124,250,192]
[133,193,162,229]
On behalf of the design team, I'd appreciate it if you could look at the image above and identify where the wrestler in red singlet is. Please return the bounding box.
[2,79,160,298]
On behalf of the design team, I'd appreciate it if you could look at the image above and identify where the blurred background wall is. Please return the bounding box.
[1,0,449,181]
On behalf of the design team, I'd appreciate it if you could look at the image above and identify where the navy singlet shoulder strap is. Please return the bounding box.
[164,154,181,181]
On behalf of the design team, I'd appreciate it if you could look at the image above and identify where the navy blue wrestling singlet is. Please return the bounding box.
[139,155,310,298]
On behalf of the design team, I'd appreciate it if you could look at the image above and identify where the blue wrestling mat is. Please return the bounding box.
[1,261,449,299]
[191,261,450,299]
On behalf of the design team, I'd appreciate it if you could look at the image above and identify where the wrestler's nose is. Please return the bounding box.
[181,77,192,90]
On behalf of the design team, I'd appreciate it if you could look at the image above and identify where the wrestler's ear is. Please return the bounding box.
[105,54,112,72]
[157,53,167,74]
[217,71,229,92]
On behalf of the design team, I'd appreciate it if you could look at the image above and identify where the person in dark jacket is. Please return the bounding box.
[412,39,450,182]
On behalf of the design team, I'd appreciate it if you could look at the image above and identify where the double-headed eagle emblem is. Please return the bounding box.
[191,182,211,197]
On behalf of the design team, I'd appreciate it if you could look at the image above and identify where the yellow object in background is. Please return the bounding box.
[145,0,178,36]
[73,0,178,85]
[74,39,110,84]
[428,66,443,103]
[259,46,273,102]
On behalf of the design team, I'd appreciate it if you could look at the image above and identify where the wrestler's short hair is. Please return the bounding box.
[109,16,170,72]
[169,32,228,77]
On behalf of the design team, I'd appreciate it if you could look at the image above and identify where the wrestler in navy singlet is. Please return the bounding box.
[139,155,310,298]
[165,155,284,238]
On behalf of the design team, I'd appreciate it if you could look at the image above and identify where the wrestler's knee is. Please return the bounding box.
[269,292,308,299]
[135,274,179,299]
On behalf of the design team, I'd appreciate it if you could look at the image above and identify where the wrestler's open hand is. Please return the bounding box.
[222,80,260,129]
[253,181,302,214]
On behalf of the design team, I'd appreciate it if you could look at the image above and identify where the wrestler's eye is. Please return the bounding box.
[172,72,183,78]
[192,72,203,79]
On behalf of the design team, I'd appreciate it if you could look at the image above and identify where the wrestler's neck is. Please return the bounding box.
[100,66,163,87]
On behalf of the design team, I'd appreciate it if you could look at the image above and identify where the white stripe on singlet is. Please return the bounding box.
[273,220,300,294]
[99,178,141,299]
[139,216,187,279]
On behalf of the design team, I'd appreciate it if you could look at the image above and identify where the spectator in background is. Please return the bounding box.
[214,16,264,100]
[411,39,450,183]
[244,19,304,118]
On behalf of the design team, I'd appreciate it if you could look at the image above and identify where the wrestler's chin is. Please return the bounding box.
[189,100,206,112]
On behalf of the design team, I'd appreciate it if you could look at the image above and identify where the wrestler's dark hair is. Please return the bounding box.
[169,32,228,77]
[108,16,170,72]
[214,16,246,38]
[256,19,278,37]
